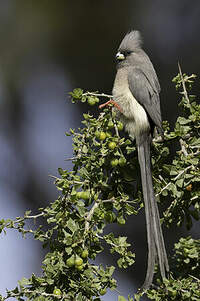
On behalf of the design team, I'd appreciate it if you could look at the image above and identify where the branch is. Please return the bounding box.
[190,145,200,149]
[174,165,193,181]
[179,138,188,156]
[113,115,120,138]
[156,182,171,197]
[85,201,99,232]
[178,62,190,104]
[64,156,79,161]
[6,289,67,300]
[193,151,200,156]
[101,198,115,203]
[14,212,44,224]
[83,92,112,99]
[84,198,118,233]
[156,165,194,197]
[189,275,200,282]
[95,234,118,248]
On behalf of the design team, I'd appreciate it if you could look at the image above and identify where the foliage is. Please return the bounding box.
[157,70,200,230]
[134,68,200,300]
[0,68,199,300]
[132,237,200,301]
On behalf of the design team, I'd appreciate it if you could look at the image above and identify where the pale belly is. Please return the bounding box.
[113,89,150,139]
[112,69,150,140]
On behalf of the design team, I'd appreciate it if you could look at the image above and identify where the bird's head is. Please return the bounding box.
[115,30,144,67]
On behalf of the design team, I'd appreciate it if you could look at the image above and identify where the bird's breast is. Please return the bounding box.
[112,68,150,139]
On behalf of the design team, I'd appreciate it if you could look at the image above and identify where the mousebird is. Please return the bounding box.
[100,30,169,289]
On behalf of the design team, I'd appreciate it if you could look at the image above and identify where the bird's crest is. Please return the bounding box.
[118,30,143,51]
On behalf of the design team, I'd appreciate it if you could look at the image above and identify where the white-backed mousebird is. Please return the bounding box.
[100,30,169,289]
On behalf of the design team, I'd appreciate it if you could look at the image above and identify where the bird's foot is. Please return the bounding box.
[99,99,123,113]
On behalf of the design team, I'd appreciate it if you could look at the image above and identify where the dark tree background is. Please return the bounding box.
[0,1,200,299]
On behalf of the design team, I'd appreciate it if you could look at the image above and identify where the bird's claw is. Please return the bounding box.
[99,99,123,113]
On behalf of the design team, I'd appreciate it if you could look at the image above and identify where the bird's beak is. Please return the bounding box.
[116,51,125,61]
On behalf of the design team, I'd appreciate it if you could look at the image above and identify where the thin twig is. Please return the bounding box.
[83,92,112,98]
[190,195,198,201]
[95,234,118,248]
[8,289,66,300]
[156,165,193,197]
[159,175,168,185]
[190,145,200,149]
[14,212,44,224]
[178,62,190,104]
[179,138,188,156]
[174,165,193,181]
[193,151,200,156]
[156,182,171,197]
[85,201,99,232]
[24,212,44,219]
[189,275,200,282]
[101,198,115,203]
[64,156,79,161]
[49,175,59,180]
[114,123,120,137]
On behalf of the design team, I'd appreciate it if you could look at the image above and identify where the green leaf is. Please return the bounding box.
[177,116,191,125]
[65,247,72,255]
[69,88,83,99]
[170,166,178,176]
[18,277,31,287]
[176,178,184,188]
[66,218,78,234]
[125,203,137,215]
[190,137,200,145]
[162,189,168,196]
[58,167,64,175]
[82,145,88,154]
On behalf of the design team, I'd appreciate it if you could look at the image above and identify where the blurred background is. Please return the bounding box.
[0,1,200,300]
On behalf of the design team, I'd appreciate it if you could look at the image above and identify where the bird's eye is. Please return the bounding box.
[124,51,132,56]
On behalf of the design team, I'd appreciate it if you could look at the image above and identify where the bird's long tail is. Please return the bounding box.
[137,136,169,289]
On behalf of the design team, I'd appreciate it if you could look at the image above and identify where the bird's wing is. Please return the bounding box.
[128,67,162,131]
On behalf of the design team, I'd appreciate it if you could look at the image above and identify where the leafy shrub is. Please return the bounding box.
[0,68,199,300]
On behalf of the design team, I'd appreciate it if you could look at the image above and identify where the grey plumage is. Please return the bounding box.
[112,30,169,289]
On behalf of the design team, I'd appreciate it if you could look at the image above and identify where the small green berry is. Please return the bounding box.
[53,288,62,296]
[66,255,75,267]
[87,97,96,106]
[99,131,106,141]
[108,142,117,150]
[76,264,84,271]
[81,249,89,259]
[75,257,83,266]
[76,191,82,199]
[118,157,126,166]
[117,121,124,131]
[110,158,119,167]
[107,120,114,129]
[81,191,90,200]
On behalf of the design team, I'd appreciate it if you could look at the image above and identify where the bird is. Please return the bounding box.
[101,30,169,289]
